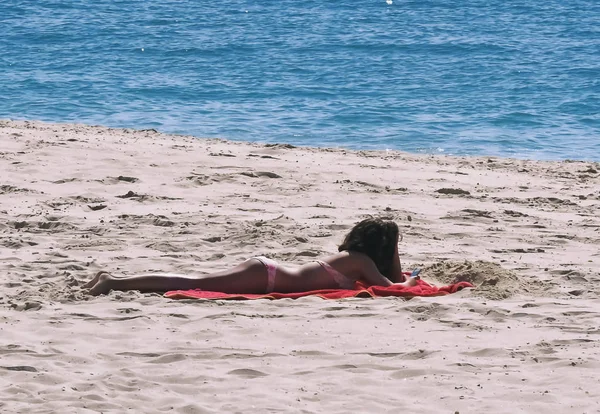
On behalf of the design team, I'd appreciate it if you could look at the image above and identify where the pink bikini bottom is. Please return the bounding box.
[252,257,355,292]
[252,256,278,292]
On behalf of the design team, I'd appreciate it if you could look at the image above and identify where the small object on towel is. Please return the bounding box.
[410,268,421,278]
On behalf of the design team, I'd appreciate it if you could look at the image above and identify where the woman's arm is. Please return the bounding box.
[358,255,417,288]
[356,253,394,287]
[389,242,404,283]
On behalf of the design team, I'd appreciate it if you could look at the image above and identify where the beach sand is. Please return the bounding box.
[1,119,599,413]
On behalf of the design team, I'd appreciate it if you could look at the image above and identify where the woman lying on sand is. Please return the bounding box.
[85,218,418,295]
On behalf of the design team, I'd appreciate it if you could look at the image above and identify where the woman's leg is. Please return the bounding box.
[87,259,269,295]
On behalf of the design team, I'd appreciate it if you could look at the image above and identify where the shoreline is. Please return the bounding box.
[1,119,600,412]
[4,117,599,164]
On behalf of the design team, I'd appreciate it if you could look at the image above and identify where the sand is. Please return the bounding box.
[1,119,599,413]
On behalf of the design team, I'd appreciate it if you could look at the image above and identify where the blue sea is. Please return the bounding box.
[1,0,599,161]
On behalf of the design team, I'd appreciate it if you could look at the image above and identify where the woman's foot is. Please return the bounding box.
[397,276,419,288]
[83,271,109,289]
[87,272,113,295]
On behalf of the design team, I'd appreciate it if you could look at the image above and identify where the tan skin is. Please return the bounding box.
[85,234,417,295]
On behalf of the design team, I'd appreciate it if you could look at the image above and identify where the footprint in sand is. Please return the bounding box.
[435,188,471,196]
[181,173,239,186]
[1,366,38,372]
[116,191,181,202]
[209,152,236,157]
[248,153,279,160]
[0,185,35,194]
[52,178,80,184]
[96,176,139,185]
[240,171,281,179]
[227,368,268,378]
[117,213,175,227]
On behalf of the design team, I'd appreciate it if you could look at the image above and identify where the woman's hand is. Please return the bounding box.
[395,277,418,288]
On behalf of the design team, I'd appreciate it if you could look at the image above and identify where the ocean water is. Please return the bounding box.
[1,0,599,161]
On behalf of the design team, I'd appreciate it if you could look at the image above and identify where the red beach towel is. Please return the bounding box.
[164,272,473,300]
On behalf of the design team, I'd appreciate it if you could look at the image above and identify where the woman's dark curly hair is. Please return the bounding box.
[338,218,400,279]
